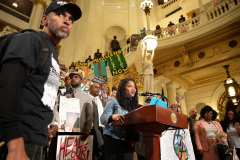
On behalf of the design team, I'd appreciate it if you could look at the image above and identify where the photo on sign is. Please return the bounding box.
[65,112,80,132]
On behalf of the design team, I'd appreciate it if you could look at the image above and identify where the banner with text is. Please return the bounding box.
[105,50,128,76]
[93,58,107,78]
[56,134,93,160]
[75,62,88,79]
[92,75,107,84]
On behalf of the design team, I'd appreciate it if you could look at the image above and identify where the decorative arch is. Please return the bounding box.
[103,24,128,40]
[103,25,127,53]
[211,77,240,121]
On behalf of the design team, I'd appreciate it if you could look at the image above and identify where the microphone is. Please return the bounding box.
[139,92,162,96]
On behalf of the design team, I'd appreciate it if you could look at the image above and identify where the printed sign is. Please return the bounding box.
[75,62,88,79]
[160,129,195,160]
[130,34,145,51]
[81,84,89,93]
[105,50,128,76]
[92,75,107,84]
[99,89,108,100]
[59,96,80,131]
[56,133,93,160]
[93,58,107,77]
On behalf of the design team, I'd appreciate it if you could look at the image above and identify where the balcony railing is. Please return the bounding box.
[153,0,239,40]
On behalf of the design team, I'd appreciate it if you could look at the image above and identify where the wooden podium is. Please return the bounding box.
[116,105,188,160]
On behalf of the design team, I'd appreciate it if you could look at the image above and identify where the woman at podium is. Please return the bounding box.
[100,78,140,160]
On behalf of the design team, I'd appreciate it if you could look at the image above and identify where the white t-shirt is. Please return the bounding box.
[205,122,218,139]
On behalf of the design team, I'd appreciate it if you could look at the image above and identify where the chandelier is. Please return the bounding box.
[140,0,153,15]
[223,65,239,105]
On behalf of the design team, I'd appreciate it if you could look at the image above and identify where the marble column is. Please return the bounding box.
[197,0,204,13]
[197,0,208,24]
[176,87,188,115]
[166,81,180,105]
[29,0,47,30]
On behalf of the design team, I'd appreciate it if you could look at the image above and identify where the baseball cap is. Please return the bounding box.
[69,72,83,80]
[44,1,82,21]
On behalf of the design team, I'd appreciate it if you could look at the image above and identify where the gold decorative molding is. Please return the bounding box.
[32,0,47,9]
[180,45,192,67]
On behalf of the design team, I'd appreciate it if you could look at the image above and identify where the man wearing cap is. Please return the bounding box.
[0,1,81,160]
[69,72,93,140]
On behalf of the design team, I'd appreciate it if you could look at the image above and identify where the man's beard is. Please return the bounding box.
[48,21,69,39]
[71,82,80,88]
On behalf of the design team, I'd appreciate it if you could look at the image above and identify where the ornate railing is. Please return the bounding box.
[154,0,239,39]
[206,0,239,20]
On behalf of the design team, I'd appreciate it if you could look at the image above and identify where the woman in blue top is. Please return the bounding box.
[100,78,140,160]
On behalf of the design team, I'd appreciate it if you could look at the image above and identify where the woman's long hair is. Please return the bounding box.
[221,109,240,131]
[116,78,138,110]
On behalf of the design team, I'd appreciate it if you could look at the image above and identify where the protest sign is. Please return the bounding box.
[59,96,80,131]
[160,129,195,160]
[56,133,93,160]
[75,62,88,78]
[92,75,107,84]
[93,58,107,77]
[104,50,128,76]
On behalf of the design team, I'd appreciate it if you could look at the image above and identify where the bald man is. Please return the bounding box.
[89,83,106,160]
[188,108,201,160]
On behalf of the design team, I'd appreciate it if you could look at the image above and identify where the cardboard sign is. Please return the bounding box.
[56,133,93,160]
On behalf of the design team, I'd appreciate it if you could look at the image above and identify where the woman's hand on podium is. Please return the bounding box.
[112,114,125,125]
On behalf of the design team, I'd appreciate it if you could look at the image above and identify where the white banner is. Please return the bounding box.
[59,96,80,131]
[160,129,195,160]
[56,134,93,160]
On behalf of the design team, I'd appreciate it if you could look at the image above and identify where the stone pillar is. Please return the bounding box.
[128,0,138,35]
[166,81,179,105]
[146,14,150,31]
[197,0,204,13]
[197,0,209,24]
[29,0,47,30]
[176,87,188,115]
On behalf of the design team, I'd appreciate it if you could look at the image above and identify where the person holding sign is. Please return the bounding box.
[69,72,93,140]
[100,78,140,160]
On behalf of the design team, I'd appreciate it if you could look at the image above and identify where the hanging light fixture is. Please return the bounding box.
[140,0,153,12]
[223,65,240,105]
[12,0,19,8]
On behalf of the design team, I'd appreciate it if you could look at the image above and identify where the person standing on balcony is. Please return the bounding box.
[179,15,186,23]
